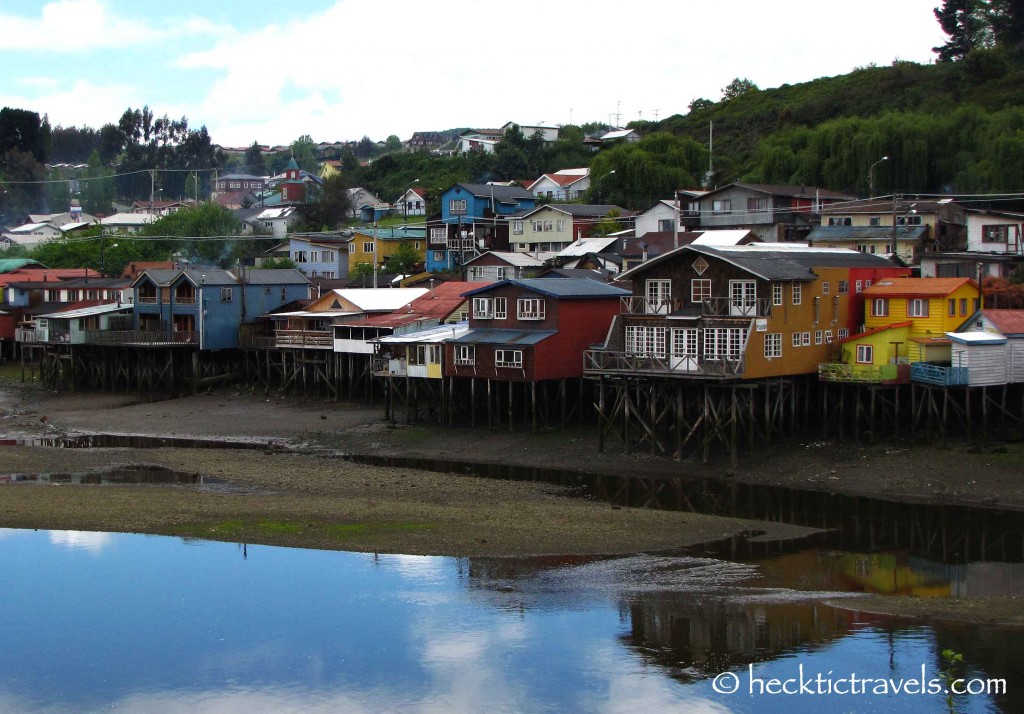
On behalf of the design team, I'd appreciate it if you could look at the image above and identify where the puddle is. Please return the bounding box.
[0,465,233,489]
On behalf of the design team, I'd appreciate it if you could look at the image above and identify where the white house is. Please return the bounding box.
[394,187,427,217]
[501,122,559,142]
[528,168,590,201]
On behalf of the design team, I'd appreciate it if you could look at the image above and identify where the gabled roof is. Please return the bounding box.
[962,309,1024,336]
[701,182,855,201]
[528,170,589,190]
[307,287,429,314]
[463,251,556,267]
[354,282,482,326]
[38,302,132,320]
[0,259,43,274]
[450,183,535,203]
[374,321,471,344]
[245,269,310,285]
[863,277,976,297]
[557,237,619,257]
[515,204,631,220]
[461,277,629,300]
[620,244,898,282]
[838,321,913,344]
[947,331,1006,345]
[133,268,236,288]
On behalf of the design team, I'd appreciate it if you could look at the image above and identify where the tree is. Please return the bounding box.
[988,0,1024,53]
[300,174,352,230]
[244,141,264,174]
[384,240,421,274]
[688,98,714,112]
[0,108,48,163]
[261,257,298,269]
[722,78,759,101]
[385,135,403,153]
[933,0,991,61]
[0,148,46,222]
[81,150,114,216]
[46,167,72,213]
[290,135,319,174]
[349,261,375,281]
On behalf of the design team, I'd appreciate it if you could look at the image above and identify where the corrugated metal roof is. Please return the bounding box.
[38,303,130,320]
[374,322,471,344]
[863,277,975,297]
[557,237,619,257]
[335,287,429,312]
[462,278,629,300]
[451,329,556,345]
[978,309,1024,336]
[692,230,756,246]
[807,226,927,242]
[947,331,1006,345]
[245,269,310,285]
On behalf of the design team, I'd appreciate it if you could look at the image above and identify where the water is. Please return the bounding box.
[0,529,1017,713]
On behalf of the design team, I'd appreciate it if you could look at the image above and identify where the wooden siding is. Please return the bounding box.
[953,343,1008,386]
[864,284,980,338]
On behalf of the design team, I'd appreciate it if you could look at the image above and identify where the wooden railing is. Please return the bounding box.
[238,334,275,350]
[818,362,908,384]
[583,350,744,378]
[83,330,198,346]
[911,362,969,386]
[619,295,772,318]
[274,329,332,348]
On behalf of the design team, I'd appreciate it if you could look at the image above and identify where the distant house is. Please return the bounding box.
[463,251,555,282]
[246,206,304,238]
[527,168,590,201]
[807,225,927,266]
[407,132,446,152]
[919,209,1024,279]
[214,174,267,194]
[2,222,62,247]
[598,128,639,143]
[457,129,504,154]
[394,187,427,217]
[99,212,158,235]
[634,194,706,236]
[697,183,857,243]
[347,187,381,219]
[507,204,632,253]
[349,226,427,277]
[819,197,967,261]
[129,200,192,216]
[944,309,1024,386]
[288,233,352,280]
[501,122,559,142]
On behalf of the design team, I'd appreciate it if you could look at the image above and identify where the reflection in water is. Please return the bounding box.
[0,529,1017,714]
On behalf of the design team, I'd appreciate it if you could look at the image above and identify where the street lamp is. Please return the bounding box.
[868,156,888,196]
[595,169,616,203]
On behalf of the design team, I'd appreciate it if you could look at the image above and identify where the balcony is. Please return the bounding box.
[137,296,158,304]
[273,329,332,348]
[818,363,910,384]
[83,330,198,346]
[583,350,744,379]
[620,296,771,318]
[911,362,969,386]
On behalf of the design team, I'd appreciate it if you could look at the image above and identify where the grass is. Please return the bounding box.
[174,518,437,544]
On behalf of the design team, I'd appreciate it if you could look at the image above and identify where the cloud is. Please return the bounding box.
[0,0,226,52]
[48,530,114,553]
[0,79,145,129]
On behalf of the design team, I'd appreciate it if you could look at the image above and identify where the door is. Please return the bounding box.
[670,328,699,371]
[729,280,757,316]
[645,279,671,315]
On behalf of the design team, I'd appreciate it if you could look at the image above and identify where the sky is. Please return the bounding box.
[0,0,950,149]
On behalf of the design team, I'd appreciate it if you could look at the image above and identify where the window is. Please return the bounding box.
[838,280,849,294]
[544,220,553,232]
[865,280,872,288]
[815,330,823,345]
[802,332,811,346]
[414,242,421,250]
[838,328,849,340]
[871,298,889,317]
[323,250,335,262]
[828,216,852,226]
[512,221,523,235]
[658,218,676,232]
[557,220,567,232]
[855,280,863,293]
[430,227,447,243]
[295,251,308,263]
[473,297,493,319]
[764,333,782,358]
[824,330,833,343]
[792,283,802,305]
[821,281,830,295]
[982,225,1011,243]
[959,298,968,316]
[907,299,929,317]
[747,197,769,212]
[704,327,745,361]
[454,345,475,366]
[220,287,233,303]
[518,298,546,320]
[869,217,881,226]
[349,244,356,253]
[792,332,802,348]
[433,251,445,262]
[310,251,319,262]
[493,297,507,319]
[948,298,957,317]
[626,326,667,357]
[856,344,874,364]
[691,279,711,303]
[495,349,523,368]
[323,271,336,279]
[730,280,757,316]
[772,283,783,306]
[449,199,467,214]
[712,199,732,214]
[646,279,672,313]
[896,215,923,226]
[362,242,374,253]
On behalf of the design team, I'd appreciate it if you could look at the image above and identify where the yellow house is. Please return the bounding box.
[862,277,980,362]
[349,227,427,275]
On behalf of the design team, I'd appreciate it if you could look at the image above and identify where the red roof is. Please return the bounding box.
[979,309,1024,335]
[410,187,427,198]
[0,268,91,287]
[839,321,913,343]
[862,277,976,297]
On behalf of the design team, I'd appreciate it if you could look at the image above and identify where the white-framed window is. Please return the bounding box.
[430,227,447,243]
[362,242,374,253]
[747,197,769,212]
[792,332,802,348]
[323,250,335,262]
[449,199,467,214]
[869,217,881,226]
[838,328,849,340]
[856,344,873,364]
[557,220,567,232]
[865,280,873,288]
[896,215,923,226]
[625,326,667,357]
[824,330,833,343]
[983,225,1011,243]
[703,327,745,361]
[802,332,811,346]
[855,280,863,293]
[295,251,308,263]
[838,280,849,294]
[310,251,319,262]
[658,218,676,232]
[828,216,852,226]
[646,279,672,313]
[495,349,523,368]
[414,242,421,250]
[493,297,507,319]
[772,283,783,306]
[821,281,830,295]
[517,298,545,320]
[432,250,445,261]
[792,283,802,305]
[691,279,711,303]
[764,333,782,358]
[473,297,494,319]
[871,298,889,317]
[712,199,732,214]
[512,221,523,235]
[349,244,356,253]
[322,271,335,279]
[815,330,823,345]
[454,345,475,366]
[220,287,233,303]
[907,299,929,317]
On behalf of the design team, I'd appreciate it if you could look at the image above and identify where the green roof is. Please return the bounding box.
[0,259,44,274]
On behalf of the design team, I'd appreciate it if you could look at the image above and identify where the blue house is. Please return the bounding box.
[288,233,352,280]
[131,268,310,350]
[427,183,537,272]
